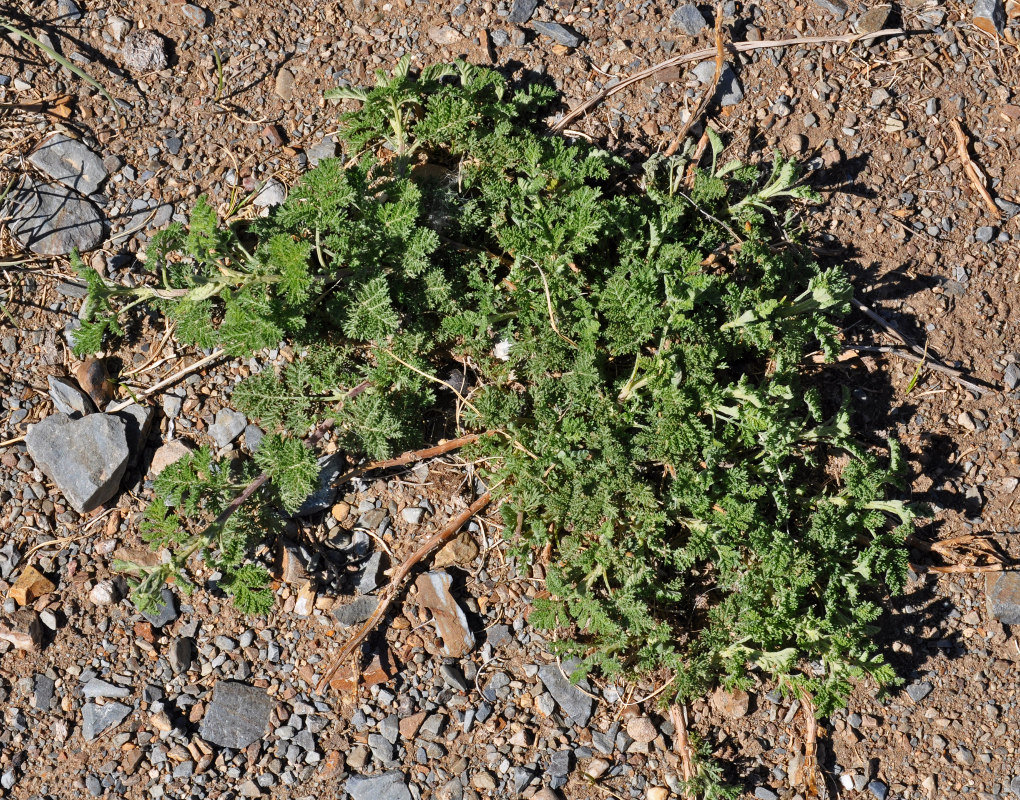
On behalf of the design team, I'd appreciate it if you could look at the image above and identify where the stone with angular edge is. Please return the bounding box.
[428,25,463,45]
[4,176,104,256]
[0,609,43,651]
[208,408,247,448]
[25,412,129,513]
[507,0,538,23]
[150,439,193,477]
[142,588,178,628]
[333,595,379,627]
[121,31,167,72]
[28,134,107,195]
[9,565,56,606]
[531,20,584,47]
[47,376,94,416]
[812,0,847,17]
[986,571,1020,624]
[82,678,131,699]
[199,681,274,749]
[345,772,412,800]
[856,4,892,37]
[291,452,344,517]
[537,661,594,726]
[113,403,155,464]
[306,137,338,167]
[669,3,708,35]
[414,570,476,657]
[974,0,1006,34]
[82,701,131,741]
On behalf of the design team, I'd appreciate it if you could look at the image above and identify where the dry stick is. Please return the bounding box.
[799,690,821,800]
[950,118,1001,219]
[665,3,725,156]
[107,348,228,413]
[553,29,908,132]
[669,704,696,796]
[846,345,990,396]
[333,432,487,486]
[316,491,492,695]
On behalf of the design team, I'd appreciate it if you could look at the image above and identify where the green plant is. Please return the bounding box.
[86,60,917,732]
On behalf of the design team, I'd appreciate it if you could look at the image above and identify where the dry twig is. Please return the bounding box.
[334,432,487,486]
[553,29,908,132]
[950,118,1001,218]
[316,491,492,694]
[845,345,990,396]
[669,703,696,793]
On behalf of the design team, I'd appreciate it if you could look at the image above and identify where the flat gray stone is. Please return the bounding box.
[345,772,411,800]
[4,176,104,256]
[507,0,538,23]
[208,408,247,448]
[47,376,94,416]
[121,30,167,72]
[856,4,891,37]
[82,678,131,699]
[82,701,131,741]
[170,637,194,673]
[754,789,779,800]
[357,551,384,595]
[199,681,274,749]
[243,424,264,452]
[1010,775,1020,796]
[25,412,129,513]
[987,571,1020,624]
[537,662,594,726]
[333,595,379,627]
[812,0,847,17]
[669,3,708,35]
[531,20,584,47]
[142,588,179,628]
[974,0,1005,34]
[306,137,338,167]
[253,179,286,208]
[905,680,933,702]
[291,452,343,517]
[28,134,107,195]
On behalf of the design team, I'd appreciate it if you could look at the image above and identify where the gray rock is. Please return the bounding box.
[357,551,384,595]
[113,403,155,464]
[1005,363,1020,391]
[987,571,1020,624]
[82,701,131,741]
[401,506,425,525]
[253,179,287,208]
[996,198,1020,219]
[974,0,1005,34]
[25,412,129,513]
[905,680,933,702]
[856,4,891,37]
[715,64,744,106]
[47,376,94,417]
[243,424,265,452]
[812,0,847,17]
[754,789,779,800]
[368,732,396,763]
[121,31,167,72]
[307,137,338,167]
[142,588,179,628]
[440,663,468,692]
[334,595,379,626]
[83,678,131,699]
[4,176,105,256]
[531,21,584,47]
[976,226,996,243]
[199,681,274,749]
[537,662,594,726]
[507,0,538,23]
[291,452,344,516]
[58,0,82,19]
[867,780,889,800]
[34,674,55,711]
[669,3,708,35]
[345,772,411,800]
[514,764,537,792]
[208,408,247,448]
[1010,775,1020,796]
[28,134,107,195]
[170,637,194,673]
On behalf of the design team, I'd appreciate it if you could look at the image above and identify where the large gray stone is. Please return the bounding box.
[345,772,411,800]
[208,408,247,448]
[47,376,94,417]
[291,452,344,517]
[531,21,584,47]
[28,134,107,195]
[82,678,131,699]
[82,701,131,741]
[537,662,594,726]
[334,595,379,627]
[113,403,155,464]
[199,681,274,749]
[986,571,1020,624]
[142,588,179,628]
[25,412,129,513]
[669,3,708,35]
[507,0,538,23]
[4,176,104,256]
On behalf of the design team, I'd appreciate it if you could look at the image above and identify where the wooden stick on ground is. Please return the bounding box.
[846,345,991,396]
[950,118,1001,219]
[553,29,908,132]
[333,432,487,486]
[669,703,696,793]
[316,491,492,694]
[798,690,822,799]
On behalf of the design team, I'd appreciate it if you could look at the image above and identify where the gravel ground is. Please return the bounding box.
[4,0,1020,798]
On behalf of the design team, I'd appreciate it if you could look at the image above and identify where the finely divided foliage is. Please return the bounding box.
[80,59,916,729]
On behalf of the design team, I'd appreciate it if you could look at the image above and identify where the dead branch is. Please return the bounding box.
[554,29,909,132]
[334,432,488,485]
[317,491,492,694]
[950,118,1001,219]
[669,703,696,794]
[845,345,991,396]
